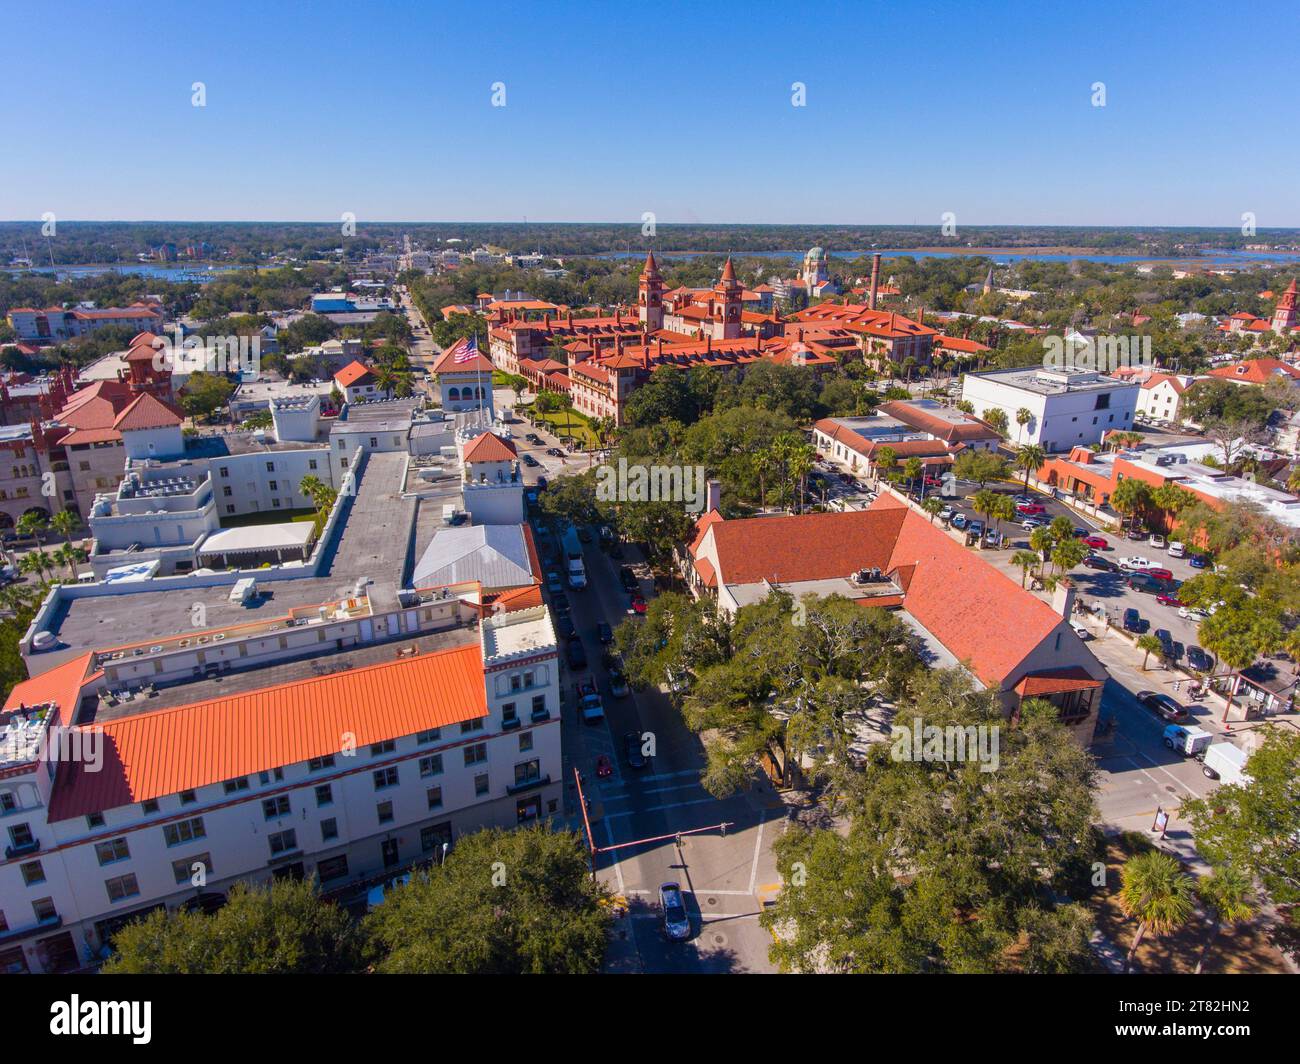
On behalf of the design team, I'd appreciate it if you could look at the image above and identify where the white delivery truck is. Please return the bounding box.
[1201,741,1250,784]
[561,523,587,589]
[1163,723,1212,758]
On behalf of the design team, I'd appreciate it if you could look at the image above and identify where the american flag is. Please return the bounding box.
[453,336,480,364]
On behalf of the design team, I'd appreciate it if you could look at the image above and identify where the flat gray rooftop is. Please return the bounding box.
[32,450,415,671]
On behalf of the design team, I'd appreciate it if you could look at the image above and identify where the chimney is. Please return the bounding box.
[1052,579,1076,620]
[868,252,881,310]
[706,478,722,513]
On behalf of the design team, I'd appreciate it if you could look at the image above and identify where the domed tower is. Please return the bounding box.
[638,249,664,332]
[713,257,742,340]
[802,246,829,292]
[1273,278,1297,335]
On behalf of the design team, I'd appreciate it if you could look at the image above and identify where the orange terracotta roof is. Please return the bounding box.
[113,391,183,431]
[462,431,518,462]
[1015,666,1104,697]
[3,652,99,729]
[59,426,124,446]
[693,556,717,588]
[432,340,494,374]
[47,642,486,821]
[334,360,374,388]
[1207,359,1300,384]
[689,508,724,554]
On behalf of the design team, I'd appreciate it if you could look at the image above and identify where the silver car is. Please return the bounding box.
[659,882,691,940]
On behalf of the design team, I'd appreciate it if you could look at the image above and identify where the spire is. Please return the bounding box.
[721,257,736,283]
[643,249,660,278]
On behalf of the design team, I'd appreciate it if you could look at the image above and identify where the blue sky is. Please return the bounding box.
[3,0,1295,226]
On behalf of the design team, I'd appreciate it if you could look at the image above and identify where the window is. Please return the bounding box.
[163,818,206,847]
[308,459,318,470]
[32,897,57,922]
[173,853,212,885]
[268,480,278,491]
[315,784,333,807]
[21,861,45,886]
[416,728,441,744]
[223,777,249,795]
[377,801,394,824]
[474,773,490,796]
[308,755,335,772]
[510,674,522,692]
[514,760,541,787]
[179,790,197,805]
[141,800,159,816]
[373,766,399,790]
[320,818,338,842]
[268,829,298,856]
[370,739,396,757]
[317,855,349,881]
[86,812,105,830]
[0,792,14,814]
[95,837,131,865]
[519,731,533,753]
[223,486,232,497]
[8,823,34,849]
[265,461,275,473]
[464,743,487,767]
[105,874,140,903]
[259,768,284,785]
[421,824,451,854]
[461,718,485,735]
[226,504,235,514]
[501,702,518,725]
[419,754,442,778]
[426,786,443,810]
[262,795,291,820]
[340,457,349,469]
[219,466,229,477]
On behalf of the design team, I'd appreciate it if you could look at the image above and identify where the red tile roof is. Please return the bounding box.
[3,652,99,729]
[48,642,486,821]
[1015,666,1103,697]
[461,431,518,462]
[113,392,183,431]
[432,340,494,374]
[1207,359,1300,385]
[334,360,374,388]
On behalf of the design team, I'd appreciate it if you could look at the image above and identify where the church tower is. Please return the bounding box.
[1273,278,1297,335]
[713,257,742,340]
[638,249,664,332]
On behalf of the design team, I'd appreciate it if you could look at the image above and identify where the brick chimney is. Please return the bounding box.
[1052,578,1076,620]
[706,478,722,512]
[868,252,882,310]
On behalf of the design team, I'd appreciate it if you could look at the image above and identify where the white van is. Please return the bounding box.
[1202,742,1250,785]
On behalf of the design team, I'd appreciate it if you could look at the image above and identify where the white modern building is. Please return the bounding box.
[0,595,559,974]
[960,366,1139,452]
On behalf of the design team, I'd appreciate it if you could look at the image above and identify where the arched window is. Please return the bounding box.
[448,387,460,401]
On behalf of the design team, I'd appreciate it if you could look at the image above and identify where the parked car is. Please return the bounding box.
[1085,553,1119,571]
[1155,592,1183,607]
[1082,535,1109,550]
[939,506,955,521]
[1016,502,1045,515]
[984,530,1003,548]
[1126,573,1163,594]
[1119,556,1153,570]
[1069,620,1092,640]
[659,882,691,941]
[566,636,587,670]
[630,594,648,615]
[556,614,577,640]
[595,754,613,779]
[1136,690,1189,723]
[1123,607,1144,633]
[951,513,968,530]
[1021,517,1047,531]
[608,668,630,698]
[546,447,564,457]
[546,571,563,594]
[1146,567,1174,583]
[1188,553,1210,569]
[618,566,639,592]
[966,520,984,539]
[624,731,648,770]
[1178,605,1209,621]
[552,592,571,615]
[525,432,542,445]
[1126,527,1148,540]
[596,622,613,644]
[1167,541,1186,558]
[1186,645,1213,672]
[1149,534,1167,549]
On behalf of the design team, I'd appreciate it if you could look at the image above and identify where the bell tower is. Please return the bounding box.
[638,249,664,332]
[713,257,742,340]
[1273,278,1297,335]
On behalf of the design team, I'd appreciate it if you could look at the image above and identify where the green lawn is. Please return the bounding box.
[219,508,318,528]
[536,411,598,448]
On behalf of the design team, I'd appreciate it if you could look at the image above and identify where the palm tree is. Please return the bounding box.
[1029,526,1054,580]
[787,442,816,515]
[16,510,47,553]
[1110,477,1151,534]
[1050,536,1089,576]
[922,496,944,523]
[903,457,924,498]
[753,449,772,511]
[1014,444,1045,493]
[52,542,86,579]
[1136,633,1165,670]
[1193,866,1256,975]
[50,508,79,546]
[1012,550,1040,587]
[873,446,897,487]
[18,550,50,586]
[989,492,1016,542]
[1015,407,1033,444]
[1118,850,1195,972]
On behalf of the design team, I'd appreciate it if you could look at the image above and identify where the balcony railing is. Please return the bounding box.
[5,837,39,860]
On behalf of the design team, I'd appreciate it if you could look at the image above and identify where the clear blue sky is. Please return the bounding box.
[3,0,1295,226]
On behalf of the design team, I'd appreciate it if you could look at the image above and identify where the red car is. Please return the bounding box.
[1016,502,1045,515]
[1082,535,1108,550]
[1147,567,1174,582]
[630,594,647,614]
[1156,593,1183,607]
[595,754,613,779]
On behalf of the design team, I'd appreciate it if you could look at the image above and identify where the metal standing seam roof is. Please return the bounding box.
[47,641,485,821]
[412,524,538,590]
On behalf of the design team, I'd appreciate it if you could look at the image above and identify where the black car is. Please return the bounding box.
[1085,553,1119,572]
[1123,607,1144,633]
[577,526,593,544]
[566,636,587,670]
[522,453,539,467]
[1126,573,1162,594]
[624,731,648,770]
[556,614,577,640]
[551,592,571,615]
[525,433,542,445]
[608,668,630,698]
[1136,690,1189,723]
[1187,645,1214,672]
[1154,628,1175,654]
[618,566,639,593]
[546,447,564,457]
[596,622,613,644]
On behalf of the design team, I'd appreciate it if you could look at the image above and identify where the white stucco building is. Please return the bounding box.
[960,367,1139,452]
